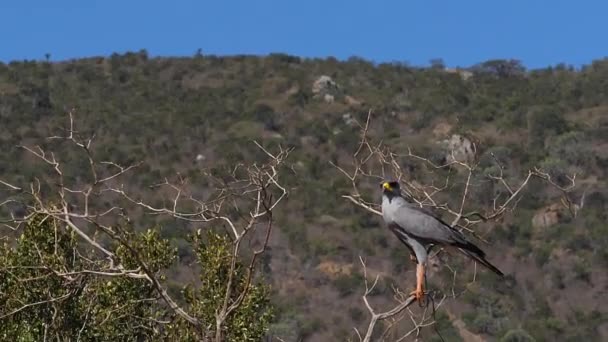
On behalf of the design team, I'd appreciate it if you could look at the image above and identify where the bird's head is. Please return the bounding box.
[381,180,401,197]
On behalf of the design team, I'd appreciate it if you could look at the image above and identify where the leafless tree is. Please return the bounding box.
[333,111,577,341]
[0,112,291,340]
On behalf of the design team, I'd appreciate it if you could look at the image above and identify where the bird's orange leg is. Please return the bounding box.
[409,264,425,302]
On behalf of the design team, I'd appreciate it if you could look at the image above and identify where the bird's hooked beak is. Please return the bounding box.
[381,182,392,191]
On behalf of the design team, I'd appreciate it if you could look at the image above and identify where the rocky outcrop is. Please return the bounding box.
[312,75,340,103]
[441,134,476,164]
[312,75,338,94]
[445,68,474,81]
[532,203,569,229]
[432,121,453,138]
[323,93,334,103]
[316,261,353,279]
[342,113,355,126]
[344,95,363,107]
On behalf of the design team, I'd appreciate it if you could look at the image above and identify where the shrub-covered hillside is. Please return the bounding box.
[0,52,607,341]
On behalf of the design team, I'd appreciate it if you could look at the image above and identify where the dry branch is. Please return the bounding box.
[0,113,290,336]
[336,110,577,340]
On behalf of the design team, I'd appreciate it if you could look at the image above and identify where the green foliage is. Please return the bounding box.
[348,306,365,323]
[471,313,498,334]
[572,259,592,283]
[533,241,553,266]
[541,155,571,180]
[298,316,325,338]
[176,231,273,341]
[548,131,594,171]
[0,216,273,341]
[288,89,311,107]
[0,215,168,341]
[501,328,536,342]
[2,53,608,341]
[463,290,512,337]
[526,106,569,151]
[228,120,267,140]
[332,273,364,298]
[430,311,463,342]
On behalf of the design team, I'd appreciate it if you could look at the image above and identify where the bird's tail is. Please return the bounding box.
[458,248,505,277]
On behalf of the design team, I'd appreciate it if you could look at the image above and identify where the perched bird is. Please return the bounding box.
[381,180,504,301]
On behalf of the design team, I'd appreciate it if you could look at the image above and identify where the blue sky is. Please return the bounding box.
[1,0,606,68]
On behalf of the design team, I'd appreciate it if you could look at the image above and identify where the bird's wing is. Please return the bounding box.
[391,203,468,246]
[389,199,504,276]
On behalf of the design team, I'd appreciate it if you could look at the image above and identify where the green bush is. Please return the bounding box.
[0,216,172,341]
[572,259,592,283]
[533,242,553,266]
[430,311,464,342]
[332,273,364,298]
[501,329,536,342]
[0,215,274,341]
[548,131,593,168]
[526,106,569,150]
[471,313,497,334]
[348,306,365,323]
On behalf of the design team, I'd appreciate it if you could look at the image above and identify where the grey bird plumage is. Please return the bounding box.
[381,181,504,276]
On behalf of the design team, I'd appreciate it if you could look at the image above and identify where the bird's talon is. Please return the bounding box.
[409,288,425,302]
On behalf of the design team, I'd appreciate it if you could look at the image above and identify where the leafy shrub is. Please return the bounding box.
[0,216,274,341]
[431,311,464,342]
[548,131,593,169]
[572,259,592,284]
[227,120,266,140]
[348,306,365,323]
[526,106,569,150]
[471,313,498,335]
[538,157,571,187]
[332,273,364,298]
[0,216,173,340]
[247,103,280,131]
[501,329,536,342]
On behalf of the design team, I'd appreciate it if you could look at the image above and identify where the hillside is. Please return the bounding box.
[0,52,607,341]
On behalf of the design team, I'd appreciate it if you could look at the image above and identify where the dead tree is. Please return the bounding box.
[0,112,290,341]
[333,111,576,341]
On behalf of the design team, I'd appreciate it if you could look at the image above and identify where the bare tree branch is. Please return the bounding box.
[335,110,577,339]
[358,257,417,342]
[0,113,291,336]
